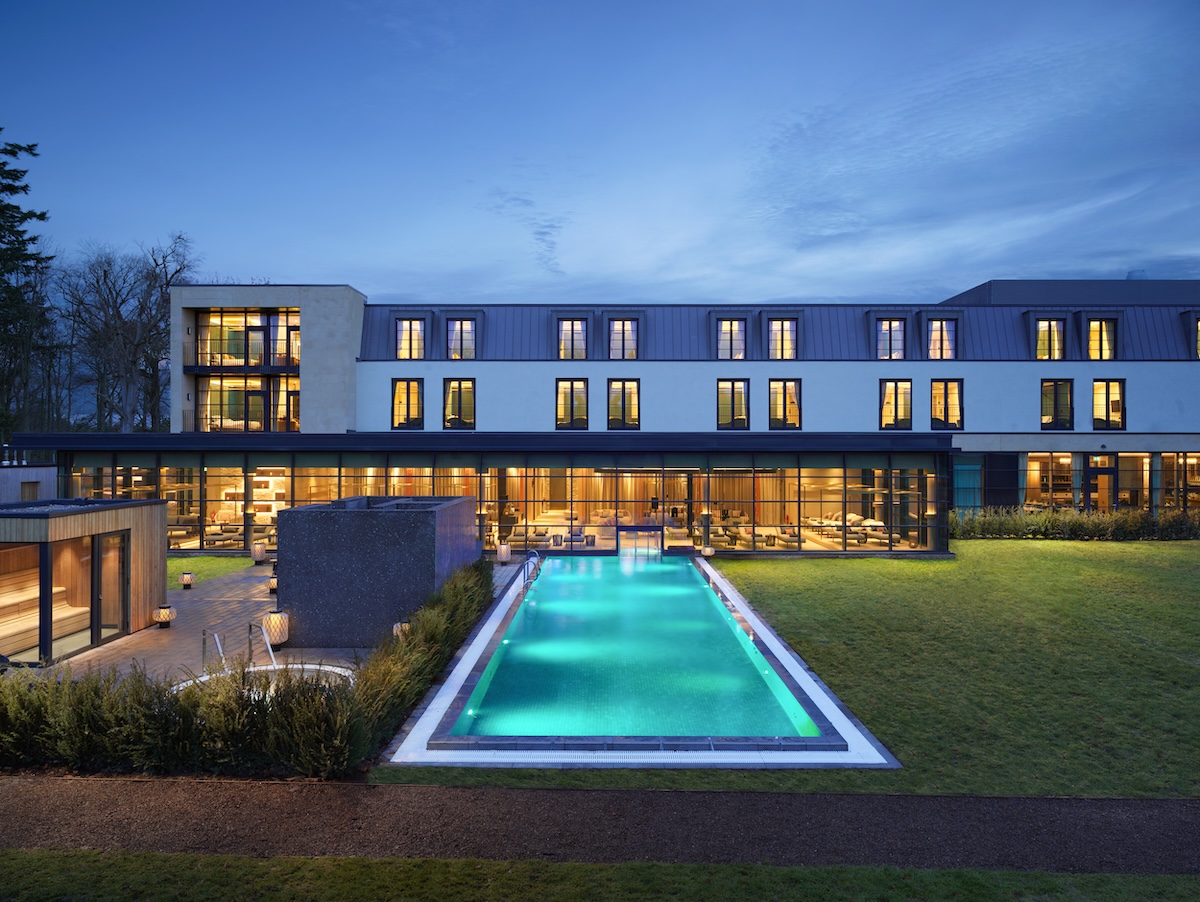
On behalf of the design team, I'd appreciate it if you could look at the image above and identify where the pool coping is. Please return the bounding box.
[386,555,901,769]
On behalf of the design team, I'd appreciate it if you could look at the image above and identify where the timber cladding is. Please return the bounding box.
[0,500,167,633]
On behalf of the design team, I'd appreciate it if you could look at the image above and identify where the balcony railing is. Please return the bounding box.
[182,339,300,369]
[181,410,300,433]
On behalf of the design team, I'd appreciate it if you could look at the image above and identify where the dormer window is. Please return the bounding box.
[927,319,956,360]
[396,319,425,359]
[558,319,587,359]
[768,319,797,360]
[447,319,476,359]
[1036,319,1065,360]
[717,319,746,359]
[609,319,638,360]
[877,319,905,359]
[1088,319,1116,360]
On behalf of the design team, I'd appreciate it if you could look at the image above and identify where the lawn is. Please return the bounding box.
[166,554,255,588]
[1,850,1196,902]
[375,540,1200,797]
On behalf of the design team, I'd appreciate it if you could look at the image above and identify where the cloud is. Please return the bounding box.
[484,188,571,274]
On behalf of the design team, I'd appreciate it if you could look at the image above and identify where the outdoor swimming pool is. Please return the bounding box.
[390,553,898,768]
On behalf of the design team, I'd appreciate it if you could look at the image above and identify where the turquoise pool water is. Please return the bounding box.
[448,554,822,739]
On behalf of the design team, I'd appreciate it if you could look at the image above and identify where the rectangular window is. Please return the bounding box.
[447,319,476,360]
[555,379,588,429]
[717,319,746,360]
[443,379,475,429]
[1093,380,1125,430]
[927,319,956,360]
[768,379,801,429]
[877,319,905,359]
[1041,379,1073,430]
[609,319,638,359]
[607,379,640,429]
[558,319,587,359]
[1088,319,1116,360]
[717,379,749,429]
[396,319,425,359]
[1037,319,1065,360]
[931,379,963,430]
[880,379,912,429]
[391,379,423,429]
[768,319,798,359]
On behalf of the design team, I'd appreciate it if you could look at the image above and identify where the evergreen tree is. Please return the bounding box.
[0,130,54,441]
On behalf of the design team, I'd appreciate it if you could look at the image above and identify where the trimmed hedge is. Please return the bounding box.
[950,506,1200,540]
[0,558,494,779]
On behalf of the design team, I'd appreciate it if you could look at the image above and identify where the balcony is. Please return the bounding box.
[180,410,300,434]
[182,339,300,372]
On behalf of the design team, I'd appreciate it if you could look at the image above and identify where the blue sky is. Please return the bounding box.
[8,0,1199,305]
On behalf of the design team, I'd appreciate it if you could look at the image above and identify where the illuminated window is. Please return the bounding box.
[768,319,797,360]
[558,319,586,359]
[1036,319,1065,360]
[928,320,956,360]
[607,380,639,429]
[609,320,638,359]
[391,379,423,430]
[717,319,746,359]
[931,379,963,430]
[768,379,800,429]
[396,319,425,359]
[447,319,476,360]
[717,379,749,429]
[1041,379,1073,430]
[877,319,905,359]
[880,379,912,429]
[443,379,475,429]
[1093,380,1124,430]
[1088,319,1116,360]
[556,379,588,429]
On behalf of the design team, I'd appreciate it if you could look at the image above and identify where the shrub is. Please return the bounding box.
[950,506,1200,540]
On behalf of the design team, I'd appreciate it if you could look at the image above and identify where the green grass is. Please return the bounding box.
[1,850,1196,901]
[166,555,254,587]
[374,541,1200,798]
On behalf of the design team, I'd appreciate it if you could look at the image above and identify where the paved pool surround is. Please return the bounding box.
[277,495,480,647]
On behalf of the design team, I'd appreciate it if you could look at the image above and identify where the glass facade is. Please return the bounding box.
[64,450,953,554]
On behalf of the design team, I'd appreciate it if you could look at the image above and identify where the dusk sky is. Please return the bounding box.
[9,1,1200,306]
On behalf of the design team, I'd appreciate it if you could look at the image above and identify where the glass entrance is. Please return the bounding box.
[1084,455,1117,512]
[97,532,128,643]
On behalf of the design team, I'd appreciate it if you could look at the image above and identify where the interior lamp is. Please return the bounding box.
[263,609,289,646]
[152,604,177,628]
[179,571,194,590]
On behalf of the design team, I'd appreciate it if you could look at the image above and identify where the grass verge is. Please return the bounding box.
[0,850,1196,901]
[166,555,255,587]
[374,540,1200,797]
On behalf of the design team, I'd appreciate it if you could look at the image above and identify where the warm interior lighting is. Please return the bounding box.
[1057,456,1072,464]
[263,609,289,646]
[179,571,194,589]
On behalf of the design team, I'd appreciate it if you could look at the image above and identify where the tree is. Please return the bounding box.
[0,130,54,441]
[59,234,195,432]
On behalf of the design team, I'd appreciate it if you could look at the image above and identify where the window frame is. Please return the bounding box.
[768,378,801,430]
[927,319,957,360]
[768,318,798,360]
[606,379,640,430]
[557,319,587,360]
[390,378,424,430]
[930,378,963,431]
[446,318,477,360]
[876,319,906,360]
[395,319,426,360]
[1036,319,1066,360]
[717,318,747,360]
[442,378,476,430]
[716,378,750,430]
[1092,379,1125,430]
[555,378,588,430]
[1088,318,1117,360]
[608,319,639,360]
[879,379,912,430]
[1040,378,1074,430]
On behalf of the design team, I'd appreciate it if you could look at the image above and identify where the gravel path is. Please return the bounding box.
[0,775,1196,874]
